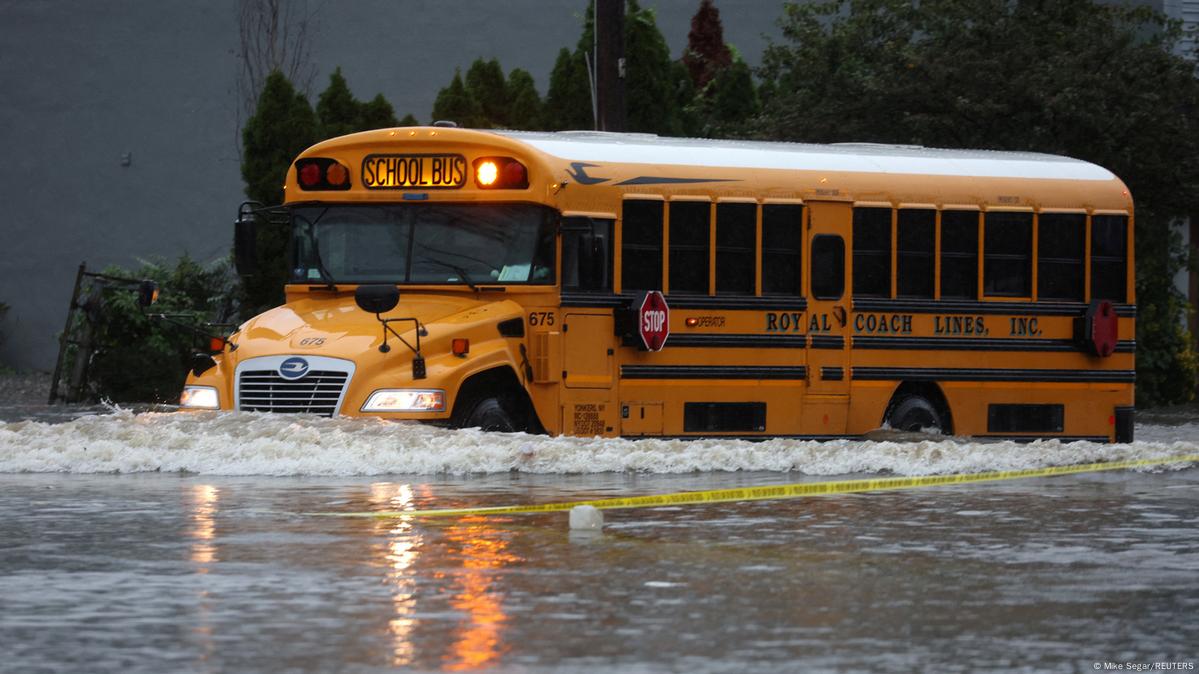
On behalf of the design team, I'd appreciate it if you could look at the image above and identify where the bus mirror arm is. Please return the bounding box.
[375,315,429,379]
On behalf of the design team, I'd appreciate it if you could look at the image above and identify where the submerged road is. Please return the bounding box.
[0,406,1196,672]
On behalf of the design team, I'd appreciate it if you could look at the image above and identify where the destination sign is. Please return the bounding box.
[362,153,467,189]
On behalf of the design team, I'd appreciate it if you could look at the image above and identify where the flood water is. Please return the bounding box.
[1,409,1197,673]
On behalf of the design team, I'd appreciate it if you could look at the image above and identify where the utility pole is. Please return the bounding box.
[594,0,626,132]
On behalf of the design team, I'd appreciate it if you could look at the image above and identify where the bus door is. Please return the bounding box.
[803,201,851,435]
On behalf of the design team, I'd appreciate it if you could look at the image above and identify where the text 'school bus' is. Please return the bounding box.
[179,127,1135,442]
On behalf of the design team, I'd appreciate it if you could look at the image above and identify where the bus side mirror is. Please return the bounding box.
[234,210,258,276]
[355,284,400,314]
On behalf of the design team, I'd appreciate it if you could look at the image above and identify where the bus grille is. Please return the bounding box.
[237,369,349,417]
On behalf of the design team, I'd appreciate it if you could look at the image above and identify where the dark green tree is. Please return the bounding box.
[682,0,732,92]
[316,67,361,138]
[543,47,593,130]
[465,58,509,128]
[506,68,544,130]
[701,53,759,135]
[360,94,399,131]
[432,70,483,127]
[398,113,420,126]
[317,68,398,139]
[624,0,684,135]
[240,70,316,315]
[758,0,1199,404]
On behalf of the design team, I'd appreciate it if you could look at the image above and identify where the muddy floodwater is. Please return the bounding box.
[1,408,1197,673]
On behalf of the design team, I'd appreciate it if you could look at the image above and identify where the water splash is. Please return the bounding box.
[0,410,1194,476]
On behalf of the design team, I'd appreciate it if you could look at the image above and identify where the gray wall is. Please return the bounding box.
[0,0,781,371]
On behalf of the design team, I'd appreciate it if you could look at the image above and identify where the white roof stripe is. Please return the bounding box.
[498,131,1116,182]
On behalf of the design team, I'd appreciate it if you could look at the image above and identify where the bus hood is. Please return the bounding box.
[231,292,514,360]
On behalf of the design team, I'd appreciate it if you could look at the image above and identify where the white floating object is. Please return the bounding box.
[569,505,603,530]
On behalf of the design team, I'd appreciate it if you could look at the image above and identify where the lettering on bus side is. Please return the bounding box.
[933,315,989,336]
[1008,316,1042,336]
[765,312,805,332]
[853,313,914,335]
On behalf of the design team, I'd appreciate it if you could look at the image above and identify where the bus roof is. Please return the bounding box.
[495,130,1116,182]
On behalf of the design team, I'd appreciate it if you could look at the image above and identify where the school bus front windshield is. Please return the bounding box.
[290,203,557,286]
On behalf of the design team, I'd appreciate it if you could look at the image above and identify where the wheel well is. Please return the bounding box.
[883,381,954,434]
[451,366,544,433]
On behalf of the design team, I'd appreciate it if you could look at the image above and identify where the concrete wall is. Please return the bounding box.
[0,0,780,371]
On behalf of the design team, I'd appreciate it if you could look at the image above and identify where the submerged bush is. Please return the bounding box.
[80,256,238,403]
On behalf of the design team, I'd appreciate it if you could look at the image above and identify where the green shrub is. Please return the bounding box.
[82,256,238,403]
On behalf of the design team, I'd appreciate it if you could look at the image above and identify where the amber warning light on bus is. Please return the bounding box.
[295,158,351,191]
[473,157,529,189]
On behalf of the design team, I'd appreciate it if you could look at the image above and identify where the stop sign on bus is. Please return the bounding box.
[638,290,669,351]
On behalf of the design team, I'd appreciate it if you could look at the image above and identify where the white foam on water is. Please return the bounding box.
[0,410,1195,476]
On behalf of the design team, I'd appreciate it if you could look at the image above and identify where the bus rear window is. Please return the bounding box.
[1038,213,1085,301]
[1091,215,1128,302]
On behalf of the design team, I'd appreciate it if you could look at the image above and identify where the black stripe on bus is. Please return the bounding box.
[821,366,844,381]
[851,367,1135,383]
[853,298,1136,318]
[669,334,807,348]
[809,335,845,349]
[853,336,1136,353]
[621,365,808,380]
[560,293,808,311]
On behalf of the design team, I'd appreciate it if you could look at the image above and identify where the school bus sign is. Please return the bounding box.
[638,291,670,352]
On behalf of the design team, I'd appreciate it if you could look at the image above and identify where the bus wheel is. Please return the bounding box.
[458,397,518,432]
[887,395,946,434]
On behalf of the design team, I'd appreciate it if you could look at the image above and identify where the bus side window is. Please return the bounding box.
[940,210,979,299]
[669,201,711,294]
[811,235,845,300]
[716,203,755,295]
[897,209,935,298]
[1037,212,1085,301]
[762,204,803,296]
[1091,214,1128,302]
[984,211,1033,297]
[852,207,891,298]
[562,216,613,293]
[621,200,663,291]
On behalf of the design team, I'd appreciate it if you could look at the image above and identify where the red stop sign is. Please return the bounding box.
[638,291,670,351]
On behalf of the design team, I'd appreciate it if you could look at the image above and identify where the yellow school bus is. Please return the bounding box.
[180,126,1135,442]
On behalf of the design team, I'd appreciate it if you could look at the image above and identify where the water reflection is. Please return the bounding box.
[189,484,219,568]
[443,516,521,671]
[369,483,423,668]
[186,484,219,666]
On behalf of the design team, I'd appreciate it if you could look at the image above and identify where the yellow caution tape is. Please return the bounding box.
[322,454,1199,519]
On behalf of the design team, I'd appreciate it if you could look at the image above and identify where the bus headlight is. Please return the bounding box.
[180,386,220,409]
[362,389,446,412]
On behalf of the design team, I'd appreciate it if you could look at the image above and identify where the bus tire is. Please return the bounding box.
[457,397,518,432]
[887,395,946,434]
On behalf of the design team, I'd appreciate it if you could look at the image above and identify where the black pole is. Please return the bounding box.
[595,0,626,132]
[48,262,87,404]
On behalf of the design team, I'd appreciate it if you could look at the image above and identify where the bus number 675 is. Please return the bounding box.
[528,312,555,326]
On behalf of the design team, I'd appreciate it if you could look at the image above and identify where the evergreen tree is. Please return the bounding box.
[543,47,593,130]
[682,0,732,92]
[702,54,758,136]
[506,68,545,130]
[398,113,420,126]
[431,70,483,127]
[360,94,399,130]
[316,68,398,139]
[758,0,1199,404]
[465,58,509,128]
[240,70,317,314]
[624,0,682,135]
[316,67,361,138]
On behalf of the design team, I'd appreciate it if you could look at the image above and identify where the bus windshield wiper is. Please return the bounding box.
[418,256,479,291]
